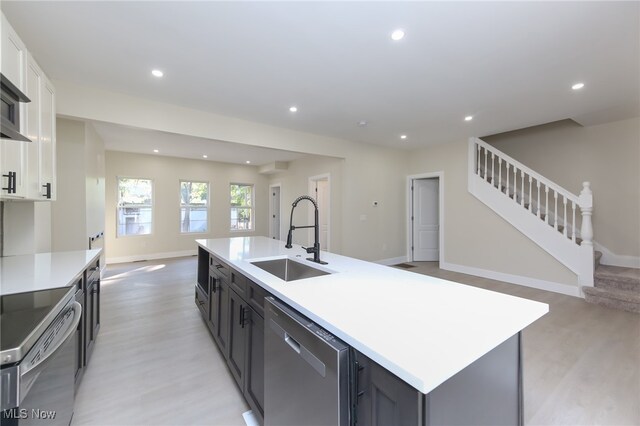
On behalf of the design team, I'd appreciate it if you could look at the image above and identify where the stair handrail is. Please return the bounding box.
[472,137,582,204]
[470,137,593,248]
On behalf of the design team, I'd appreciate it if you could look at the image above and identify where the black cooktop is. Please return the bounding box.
[0,287,73,365]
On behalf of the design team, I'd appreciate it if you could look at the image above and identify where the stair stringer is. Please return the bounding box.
[468,173,594,287]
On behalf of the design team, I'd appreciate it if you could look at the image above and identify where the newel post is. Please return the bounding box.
[579,182,593,246]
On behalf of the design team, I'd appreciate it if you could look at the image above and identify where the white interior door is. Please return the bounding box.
[316,180,329,250]
[309,175,330,251]
[412,178,439,261]
[269,186,280,240]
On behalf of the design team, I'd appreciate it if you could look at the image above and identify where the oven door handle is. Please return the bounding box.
[20,301,82,378]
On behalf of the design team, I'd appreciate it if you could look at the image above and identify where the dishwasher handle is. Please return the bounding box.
[21,301,82,378]
[284,333,301,354]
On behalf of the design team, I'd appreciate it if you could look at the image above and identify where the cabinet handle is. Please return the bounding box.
[216,264,224,270]
[42,182,51,199]
[239,304,244,326]
[2,171,16,194]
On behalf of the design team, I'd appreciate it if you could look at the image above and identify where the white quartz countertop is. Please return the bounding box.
[0,249,102,296]
[197,237,548,395]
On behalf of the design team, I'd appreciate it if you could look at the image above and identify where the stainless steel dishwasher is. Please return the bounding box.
[264,297,350,426]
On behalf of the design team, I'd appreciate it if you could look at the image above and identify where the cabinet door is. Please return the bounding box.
[212,280,229,356]
[355,351,424,426]
[83,282,94,366]
[0,13,27,199]
[24,56,41,199]
[244,307,264,425]
[74,278,85,393]
[38,78,55,200]
[227,288,247,389]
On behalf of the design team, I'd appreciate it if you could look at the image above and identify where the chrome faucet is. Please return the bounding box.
[285,195,327,265]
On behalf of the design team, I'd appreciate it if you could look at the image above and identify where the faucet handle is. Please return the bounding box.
[301,246,316,254]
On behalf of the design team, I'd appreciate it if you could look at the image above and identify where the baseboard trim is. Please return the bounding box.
[107,250,197,264]
[374,256,408,266]
[594,242,640,269]
[440,261,582,298]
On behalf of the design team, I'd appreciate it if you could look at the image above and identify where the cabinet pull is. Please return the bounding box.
[42,182,51,199]
[2,171,16,194]
[216,264,224,270]
[239,304,244,326]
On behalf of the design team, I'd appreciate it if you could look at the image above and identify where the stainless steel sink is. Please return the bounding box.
[251,258,331,282]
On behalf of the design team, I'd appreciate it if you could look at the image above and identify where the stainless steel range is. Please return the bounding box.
[0,287,81,425]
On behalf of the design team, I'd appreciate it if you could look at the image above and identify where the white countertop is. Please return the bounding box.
[198,236,548,395]
[0,249,102,296]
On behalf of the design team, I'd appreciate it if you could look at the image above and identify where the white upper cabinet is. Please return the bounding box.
[1,12,27,198]
[1,12,56,201]
[24,54,56,200]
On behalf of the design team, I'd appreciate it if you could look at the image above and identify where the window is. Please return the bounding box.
[230,183,253,231]
[180,181,209,233]
[117,178,153,236]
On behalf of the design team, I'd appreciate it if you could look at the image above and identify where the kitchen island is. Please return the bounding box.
[196,236,548,425]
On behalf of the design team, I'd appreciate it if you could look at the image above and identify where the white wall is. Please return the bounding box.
[105,151,269,262]
[269,146,410,263]
[270,156,344,251]
[484,117,640,258]
[408,139,579,288]
[51,118,87,251]
[51,118,106,263]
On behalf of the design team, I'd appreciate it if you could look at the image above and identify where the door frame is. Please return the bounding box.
[269,183,282,240]
[406,172,444,263]
[308,173,330,251]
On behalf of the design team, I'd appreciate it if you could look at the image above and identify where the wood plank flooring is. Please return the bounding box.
[72,257,248,426]
[73,257,640,425]
[403,262,640,426]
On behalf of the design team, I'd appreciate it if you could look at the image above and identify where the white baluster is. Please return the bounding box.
[491,152,495,186]
[521,170,525,207]
[498,158,502,192]
[563,197,568,237]
[572,201,576,243]
[579,182,594,246]
[545,186,549,224]
[554,191,558,230]
[528,176,533,212]
[506,163,510,198]
[484,148,488,181]
[477,144,481,176]
[536,181,541,218]
[513,166,518,200]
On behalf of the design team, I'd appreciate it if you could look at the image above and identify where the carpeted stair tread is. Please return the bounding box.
[594,265,640,291]
[582,286,640,314]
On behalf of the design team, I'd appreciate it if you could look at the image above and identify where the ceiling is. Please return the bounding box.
[2,1,639,153]
[90,121,308,167]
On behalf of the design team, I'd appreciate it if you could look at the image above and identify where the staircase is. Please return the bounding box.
[585,257,640,313]
[467,137,640,314]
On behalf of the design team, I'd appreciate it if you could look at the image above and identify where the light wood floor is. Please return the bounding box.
[73,257,640,426]
[72,257,248,426]
[404,262,640,426]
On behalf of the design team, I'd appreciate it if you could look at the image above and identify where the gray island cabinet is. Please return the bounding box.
[195,237,547,426]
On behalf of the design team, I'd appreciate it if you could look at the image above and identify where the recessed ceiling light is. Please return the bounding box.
[153,149,159,153]
[289,106,298,113]
[572,82,585,90]
[357,120,368,127]
[464,116,473,121]
[151,69,164,78]
[246,160,251,164]
[400,134,407,140]
[391,29,405,41]
[202,155,208,159]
